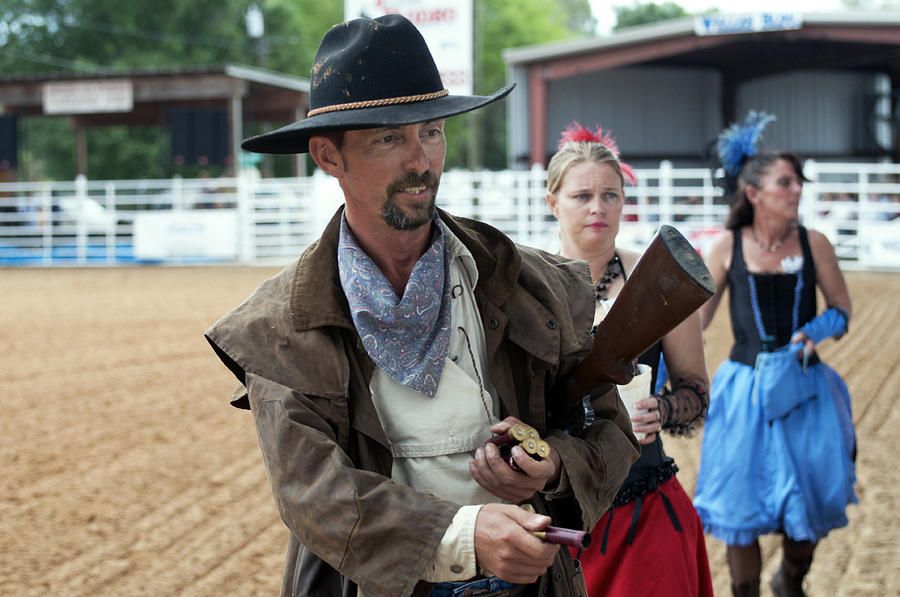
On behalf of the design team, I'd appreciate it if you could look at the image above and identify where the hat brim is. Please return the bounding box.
[241,83,515,154]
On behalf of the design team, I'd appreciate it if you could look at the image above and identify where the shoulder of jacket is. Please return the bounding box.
[504,245,594,362]
[515,245,592,295]
[206,260,350,392]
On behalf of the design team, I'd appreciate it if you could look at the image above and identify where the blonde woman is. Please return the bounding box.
[545,123,713,597]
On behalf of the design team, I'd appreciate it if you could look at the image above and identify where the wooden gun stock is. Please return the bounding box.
[563,225,715,405]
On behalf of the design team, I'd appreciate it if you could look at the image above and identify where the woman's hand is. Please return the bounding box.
[631,395,661,445]
[790,330,815,360]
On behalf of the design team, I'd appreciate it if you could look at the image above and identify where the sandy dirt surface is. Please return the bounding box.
[1,266,898,597]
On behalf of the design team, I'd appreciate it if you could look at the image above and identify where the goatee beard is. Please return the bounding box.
[382,171,440,231]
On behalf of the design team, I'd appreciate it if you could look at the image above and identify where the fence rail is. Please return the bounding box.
[2,160,898,269]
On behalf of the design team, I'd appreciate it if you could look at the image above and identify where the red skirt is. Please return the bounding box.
[572,477,713,597]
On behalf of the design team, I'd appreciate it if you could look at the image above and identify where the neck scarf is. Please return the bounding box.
[337,214,452,397]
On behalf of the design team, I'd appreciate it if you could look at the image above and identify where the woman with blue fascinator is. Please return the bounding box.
[693,112,857,597]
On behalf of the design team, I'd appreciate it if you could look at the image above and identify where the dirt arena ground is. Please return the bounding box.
[2,266,898,597]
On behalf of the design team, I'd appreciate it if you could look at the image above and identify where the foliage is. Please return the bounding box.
[0,1,254,74]
[18,118,75,181]
[0,0,339,180]
[612,2,689,31]
[1,0,591,178]
[559,0,598,35]
[446,0,591,170]
[254,0,342,76]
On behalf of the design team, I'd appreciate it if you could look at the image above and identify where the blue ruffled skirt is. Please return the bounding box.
[693,358,857,545]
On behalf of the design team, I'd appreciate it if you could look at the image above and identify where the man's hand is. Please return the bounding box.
[469,417,561,503]
[473,503,559,584]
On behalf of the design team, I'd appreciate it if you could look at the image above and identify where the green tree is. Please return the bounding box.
[0,0,590,177]
[559,0,598,34]
[448,0,593,170]
[254,0,342,76]
[0,0,258,75]
[613,2,689,31]
[0,0,339,179]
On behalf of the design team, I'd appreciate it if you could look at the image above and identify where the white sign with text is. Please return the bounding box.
[43,80,134,114]
[344,0,473,96]
[858,221,900,269]
[694,13,803,36]
[134,211,238,261]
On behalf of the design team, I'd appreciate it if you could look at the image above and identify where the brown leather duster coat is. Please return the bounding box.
[205,207,639,597]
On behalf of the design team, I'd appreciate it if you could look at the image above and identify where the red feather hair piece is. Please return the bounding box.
[557,121,637,185]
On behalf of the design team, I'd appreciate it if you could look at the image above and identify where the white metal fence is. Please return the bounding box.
[1,161,898,269]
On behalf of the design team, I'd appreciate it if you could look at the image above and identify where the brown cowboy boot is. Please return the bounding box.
[730,580,760,597]
[769,556,811,597]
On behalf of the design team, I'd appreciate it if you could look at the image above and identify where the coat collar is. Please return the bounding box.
[289,205,521,333]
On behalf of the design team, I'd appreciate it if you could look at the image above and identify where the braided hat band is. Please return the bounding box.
[307,90,450,118]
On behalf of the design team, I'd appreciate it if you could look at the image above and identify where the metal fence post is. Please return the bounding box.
[237,171,254,263]
[41,183,53,265]
[703,168,717,222]
[529,164,548,250]
[172,175,183,211]
[659,160,673,225]
[858,164,870,223]
[75,174,87,265]
[514,170,528,245]
[106,181,116,262]
[801,159,818,227]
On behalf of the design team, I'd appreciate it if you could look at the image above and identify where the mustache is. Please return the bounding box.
[386,171,440,197]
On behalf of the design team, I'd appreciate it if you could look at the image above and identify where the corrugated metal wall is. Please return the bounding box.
[506,64,531,168]
[544,67,722,163]
[506,66,887,168]
[737,70,881,157]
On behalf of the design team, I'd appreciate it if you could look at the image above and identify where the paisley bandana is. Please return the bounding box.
[337,213,452,397]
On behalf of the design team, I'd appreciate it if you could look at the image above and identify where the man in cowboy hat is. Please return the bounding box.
[206,14,637,597]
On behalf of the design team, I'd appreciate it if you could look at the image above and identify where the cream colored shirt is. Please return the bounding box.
[369,224,504,583]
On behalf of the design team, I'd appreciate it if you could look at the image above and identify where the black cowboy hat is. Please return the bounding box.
[241,13,514,154]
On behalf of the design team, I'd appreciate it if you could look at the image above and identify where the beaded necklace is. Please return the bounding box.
[594,253,623,301]
[750,221,796,253]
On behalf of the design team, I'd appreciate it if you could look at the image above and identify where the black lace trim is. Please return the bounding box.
[657,377,708,437]
[611,459,678,507]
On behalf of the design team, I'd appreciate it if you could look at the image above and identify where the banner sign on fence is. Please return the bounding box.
[43,80,134,115]
[134,211,238,261]
[858,221,900,268]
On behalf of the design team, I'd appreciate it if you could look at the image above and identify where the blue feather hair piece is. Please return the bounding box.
[717,111,776,178]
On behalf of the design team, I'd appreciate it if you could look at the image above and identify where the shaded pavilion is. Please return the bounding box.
[0,63,310,177]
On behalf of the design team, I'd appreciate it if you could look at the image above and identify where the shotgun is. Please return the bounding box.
[551,225,716,431]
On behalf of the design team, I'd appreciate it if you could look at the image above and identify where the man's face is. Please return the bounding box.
[335,120,446,232]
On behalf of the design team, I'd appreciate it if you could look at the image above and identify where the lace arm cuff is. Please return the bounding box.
[656,374,709,437]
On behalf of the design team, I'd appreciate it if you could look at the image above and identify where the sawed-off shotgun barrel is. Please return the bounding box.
[558,225,716,417]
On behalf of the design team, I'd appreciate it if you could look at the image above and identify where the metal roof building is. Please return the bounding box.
[0,64,310,176]
[503,11,900,169]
